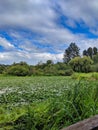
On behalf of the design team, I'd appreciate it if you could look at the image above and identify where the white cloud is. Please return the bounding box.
[0,0,98,34]
[0,37,15,50]
[78,39,98,51]
[0,0,97,41]
[0,0,56,29]
[0,50,63,65]
[0,0,98,64]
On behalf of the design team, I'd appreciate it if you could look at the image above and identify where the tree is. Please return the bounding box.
[87,47,93,59]
[69,56,93,72]
[46,60,53,65]
[0,64,8,74]
[69,57,81,72]
[81,56,93,72]
[63,43,80,63]
[93,47,97,55]
[83,47,98,58]
[92,53,98,64]
[83,50,88,56]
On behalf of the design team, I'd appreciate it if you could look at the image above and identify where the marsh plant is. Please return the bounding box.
[0,76,98,129]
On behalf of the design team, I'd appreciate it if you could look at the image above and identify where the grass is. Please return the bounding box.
[71,72,98,80]
[0,75,98,129]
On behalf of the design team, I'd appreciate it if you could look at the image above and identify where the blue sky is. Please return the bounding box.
[0,0,98,64]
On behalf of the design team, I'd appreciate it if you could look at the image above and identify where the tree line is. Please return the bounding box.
[0,43,98,76]
[63,43,98,73]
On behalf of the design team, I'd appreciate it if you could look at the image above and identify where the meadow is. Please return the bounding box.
[0,74,98,130]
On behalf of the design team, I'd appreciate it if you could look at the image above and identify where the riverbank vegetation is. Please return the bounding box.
[0,75,98,129]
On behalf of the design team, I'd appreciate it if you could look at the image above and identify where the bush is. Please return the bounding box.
[64,69,74,76]
[91,64,98,72]
[58,69,74,76]
[6,65,30,76]
[91,73,98,80]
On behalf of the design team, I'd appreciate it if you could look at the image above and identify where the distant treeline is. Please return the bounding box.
[0,61,73,76]
[0,43,98,76]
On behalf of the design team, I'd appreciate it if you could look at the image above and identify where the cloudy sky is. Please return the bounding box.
[0,0,98,64]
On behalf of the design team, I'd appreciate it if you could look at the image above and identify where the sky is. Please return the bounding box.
[0,0,98,65]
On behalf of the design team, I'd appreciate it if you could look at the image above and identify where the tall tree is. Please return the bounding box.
[83,47,98,58]
[83,50,88,56]
[93,47,97,55]
[46,60,53,65]
[63,43,80,63]
[87,47,93,59]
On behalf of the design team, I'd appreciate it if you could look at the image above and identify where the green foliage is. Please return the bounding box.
[87,47,93,59]
[83,50,88,56]
[93,47,98,55]
[64,69,74,76]
[46,60,53,65]
[63,43,80,63]
[80,56,93,72]
[0,64,8,74]
[57,69,73,76]
[92,53,98,64]
[91,73,98,80]
[91,64,98,72]
[71,73,93,80]
[6,62,30,76]
[83,47,98,59]
[1,76,98,129]
[0,44,98,76]
[7,66,30,76]
[69,56,93,73]
[32,61,72,76]
[69,57,81,72]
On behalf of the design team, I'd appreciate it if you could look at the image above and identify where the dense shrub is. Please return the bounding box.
[64,69,74,76]
[32,62,73,76]
[57,69,73,76]
[91,64,98,72]
[0,65,8,74]
[6,65,30,76]
[91,73,98,80]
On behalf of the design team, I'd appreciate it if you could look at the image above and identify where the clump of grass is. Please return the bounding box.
[91,72,98,80]
[9,81,98,129]
[71,73,89,80]
[71,72,97,80]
